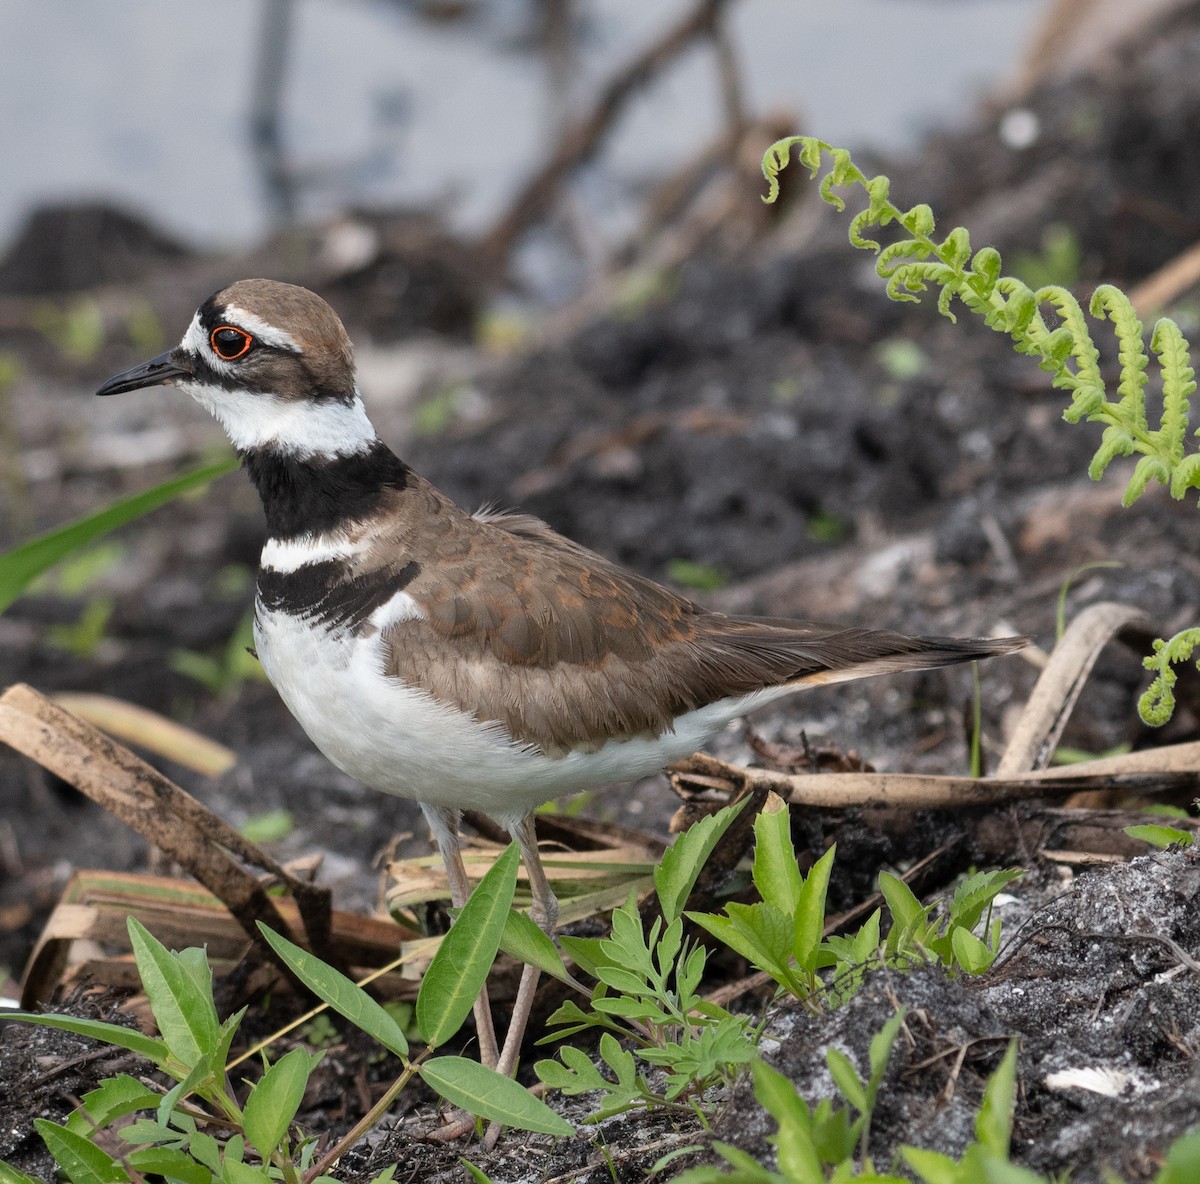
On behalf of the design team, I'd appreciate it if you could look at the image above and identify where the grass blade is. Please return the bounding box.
[0,457,237,614]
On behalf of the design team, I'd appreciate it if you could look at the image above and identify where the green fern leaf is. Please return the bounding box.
[1168,453,1200,499]
[1123,455,1172,505]
[1089,424,1137,480]
[1153,317,1196,464]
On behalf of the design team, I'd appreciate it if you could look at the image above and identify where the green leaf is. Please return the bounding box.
[0,458,237,615]
[1158,1128,1200,1184]
[690,904,797,992]
[557,934,606,979]
[751,798,802,916]
[499,908,570,982]
[655,798,748,923]
[0,1161,53,1184]
[793,845,835,971]
[878,872,924,930]
[900,1145,960,1184]
[421,1056,573,1136]
[7,1012,167,1066]
[417,843,519,1047]
[866,1009,906,1102]
[976,1041,1020,1156]
[1124,823,1194,849]
[242,1047,317,1157]
[457,1158,495,1184]
[951,927,993,974]
[750,1060,822,1184]
[221,1160,273,1184]
[125,1147,213,1184]
[825,1047,868,1112]
[117,1119,179,1145]
[256,924,408,1057]
[126,917,219,1071]
[70,1075,162,1135]
[34,1119,130,1184]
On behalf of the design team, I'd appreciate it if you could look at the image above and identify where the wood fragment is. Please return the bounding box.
[0,683,337,979]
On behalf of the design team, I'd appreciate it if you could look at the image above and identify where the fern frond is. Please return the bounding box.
[1169,453,1200,499]
[1123,455,1172,505]
[1153,318,1197,466]
[1140,630,1200,726]
[1090,286,1149,434]
[763,136,1200,728]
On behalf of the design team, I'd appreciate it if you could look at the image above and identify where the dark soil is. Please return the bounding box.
[3,4,1200,1181]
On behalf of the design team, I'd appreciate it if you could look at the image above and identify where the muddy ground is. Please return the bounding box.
[2,4,1200,1181]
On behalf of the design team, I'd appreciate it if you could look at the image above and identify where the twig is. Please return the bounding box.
[480,0,734,270]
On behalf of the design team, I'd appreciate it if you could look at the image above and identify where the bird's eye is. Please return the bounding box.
[210,326,253,361]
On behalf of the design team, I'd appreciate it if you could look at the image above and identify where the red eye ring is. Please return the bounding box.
[210,325,253,361]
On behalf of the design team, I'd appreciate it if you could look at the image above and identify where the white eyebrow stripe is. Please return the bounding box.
[181,312,238,378]
[221,305,301,352]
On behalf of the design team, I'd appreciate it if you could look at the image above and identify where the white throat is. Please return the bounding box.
[183,379,379,458]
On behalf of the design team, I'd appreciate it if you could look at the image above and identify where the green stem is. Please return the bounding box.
[302,1050,432,1184]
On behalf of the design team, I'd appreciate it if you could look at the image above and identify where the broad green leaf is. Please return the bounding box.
[117,1119,178,1145]
[976,1040,1019,1156]
[417,844,518,1048]
[1159,1128,1200,1184]
[959,1145,1045,1183]
[34,1119,130,1184]
[793,845,836,971]
[690,905,796,991]
[186,1130,221,1174]
[257,924,408,1057]
[499,908,570,982]
[557,934,606,979]
[951,927,993,975]
[825,1047,868,1112]
[243,1047,317,1157]
[125,1147,212,1184]
[157,1057,211,1128]
[221,1160,273,1184]
[127,917,219,1070]
[899,1145,959,1184]
[8,1012,167,1066]
[948,869,1023,931]
[0,458,237,615]
[655,798,748,923]
[878,872,925,930]
[0,1162,50,1184]
[750,1060,822,1184]
[69,1075,161,1135]
[752,798,802,916]
[1124,823,1194,849]
[421,1056,573,1136]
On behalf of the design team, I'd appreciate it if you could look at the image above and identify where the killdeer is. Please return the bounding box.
[98,279,1023,1078]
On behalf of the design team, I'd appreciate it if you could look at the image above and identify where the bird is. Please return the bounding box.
[97,278,1024,1077]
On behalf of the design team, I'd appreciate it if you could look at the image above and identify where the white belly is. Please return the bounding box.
[253,603,780,823]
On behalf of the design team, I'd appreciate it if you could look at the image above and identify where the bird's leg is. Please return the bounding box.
[493,813,557,1078]
[421,803,500,1070]
[515,811,559,935]
[482,812,556,1147]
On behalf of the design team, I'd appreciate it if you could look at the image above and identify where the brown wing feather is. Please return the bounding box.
[358,483,1019,755]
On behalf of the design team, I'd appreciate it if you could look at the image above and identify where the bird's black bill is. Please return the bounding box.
[96,352,192,397]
